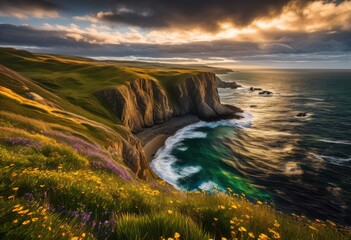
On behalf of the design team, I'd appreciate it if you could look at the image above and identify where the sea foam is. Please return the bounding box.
[151,111,253,189]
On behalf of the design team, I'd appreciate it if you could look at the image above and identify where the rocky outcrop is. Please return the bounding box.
[259,91,273,95]
[95,72,241,133]
[216,76,241,89]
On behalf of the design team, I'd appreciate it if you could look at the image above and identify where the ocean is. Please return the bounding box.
[151,69,351,226]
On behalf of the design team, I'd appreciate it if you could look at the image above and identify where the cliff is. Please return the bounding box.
[95,72,241,133]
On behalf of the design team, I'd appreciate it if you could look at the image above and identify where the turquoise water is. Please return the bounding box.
[151,69,351,226]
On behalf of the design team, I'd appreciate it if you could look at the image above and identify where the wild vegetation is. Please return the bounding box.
[0,48,350,239]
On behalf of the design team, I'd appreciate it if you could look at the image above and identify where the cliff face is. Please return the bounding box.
[95,78,173,133]
[96,72,240,133]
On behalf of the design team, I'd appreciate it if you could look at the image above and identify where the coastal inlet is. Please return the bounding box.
[151,69,351,226]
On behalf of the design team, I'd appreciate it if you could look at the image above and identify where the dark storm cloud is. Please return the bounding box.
[0,0,62,11]
[1,24,350,58]
[91,0,296,31]
[0,24,90,47]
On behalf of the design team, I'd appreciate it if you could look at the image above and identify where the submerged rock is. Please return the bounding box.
[250,87,263,91]
[259,91,273,95]
[296,112,308,117]
[216,77,241,89]
[250,105,257,108]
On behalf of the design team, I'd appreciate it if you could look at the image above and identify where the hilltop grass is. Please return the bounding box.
[0,47,207,125]
[0,48,350,239]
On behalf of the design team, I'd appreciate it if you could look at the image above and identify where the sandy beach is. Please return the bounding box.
[136,115,200,161]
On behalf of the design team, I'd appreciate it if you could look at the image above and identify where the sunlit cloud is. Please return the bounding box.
[0,0,350,69]
[0,0,60,19]
[0,8,59,19]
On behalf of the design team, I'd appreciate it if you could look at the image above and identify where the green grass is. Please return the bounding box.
[0,48,350,239]
[0,47,213,125]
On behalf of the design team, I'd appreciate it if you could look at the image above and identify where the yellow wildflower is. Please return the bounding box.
[213,217,218,221]
[274,220,280,228]
[238,226,247,232]
[327,220,336,227]
[12,219,18,224]
[22,220,30,225]
[231,205,238,209]
[257,200,263,205]
[174,232,180,239]
[248,232,255,238]
[167,210,173,215]
[308,225,318,231]
[12,187,19,191]
[71,237,79,240]
[40,185,45,188]
[268,228,280,239]
[82,233,86,237]
[18,209,29,215]
[221,238,227,240]
[12,206,23,212]
[32,218,38,222]
[8,195,14,199]
[48,227,52,231]
[218,205,225,210]
[272,232,280,239]
[258,233,269,240]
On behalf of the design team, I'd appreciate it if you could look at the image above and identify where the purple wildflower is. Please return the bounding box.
[1,137,43,149]
[46,131,131,179]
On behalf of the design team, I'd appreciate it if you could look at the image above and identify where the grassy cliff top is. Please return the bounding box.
[0,47,229,96]
[0,47,230,125]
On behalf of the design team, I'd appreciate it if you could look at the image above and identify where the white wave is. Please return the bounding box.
[319,139,351,145]
[180,166,201,176]
[151,111,253,188]
[198,181,222,192]
[320,155,351,166]
[177,146,188,151]
[304,97,324,101]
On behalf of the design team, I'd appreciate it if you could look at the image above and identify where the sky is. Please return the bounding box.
[0,0,351,69]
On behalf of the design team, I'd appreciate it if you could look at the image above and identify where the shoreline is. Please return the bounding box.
[135,115,200,162]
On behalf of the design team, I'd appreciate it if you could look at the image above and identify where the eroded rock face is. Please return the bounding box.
[172,72,238,120]
[96,78,173,133]
[96,72,240,133]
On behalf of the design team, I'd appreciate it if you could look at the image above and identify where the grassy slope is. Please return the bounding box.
[0,48,350,240]
[0,47,211,124]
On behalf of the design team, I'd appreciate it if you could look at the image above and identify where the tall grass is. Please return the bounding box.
[0,127,350,239]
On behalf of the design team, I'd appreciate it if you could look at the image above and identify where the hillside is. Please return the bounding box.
[0,48,350,240]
